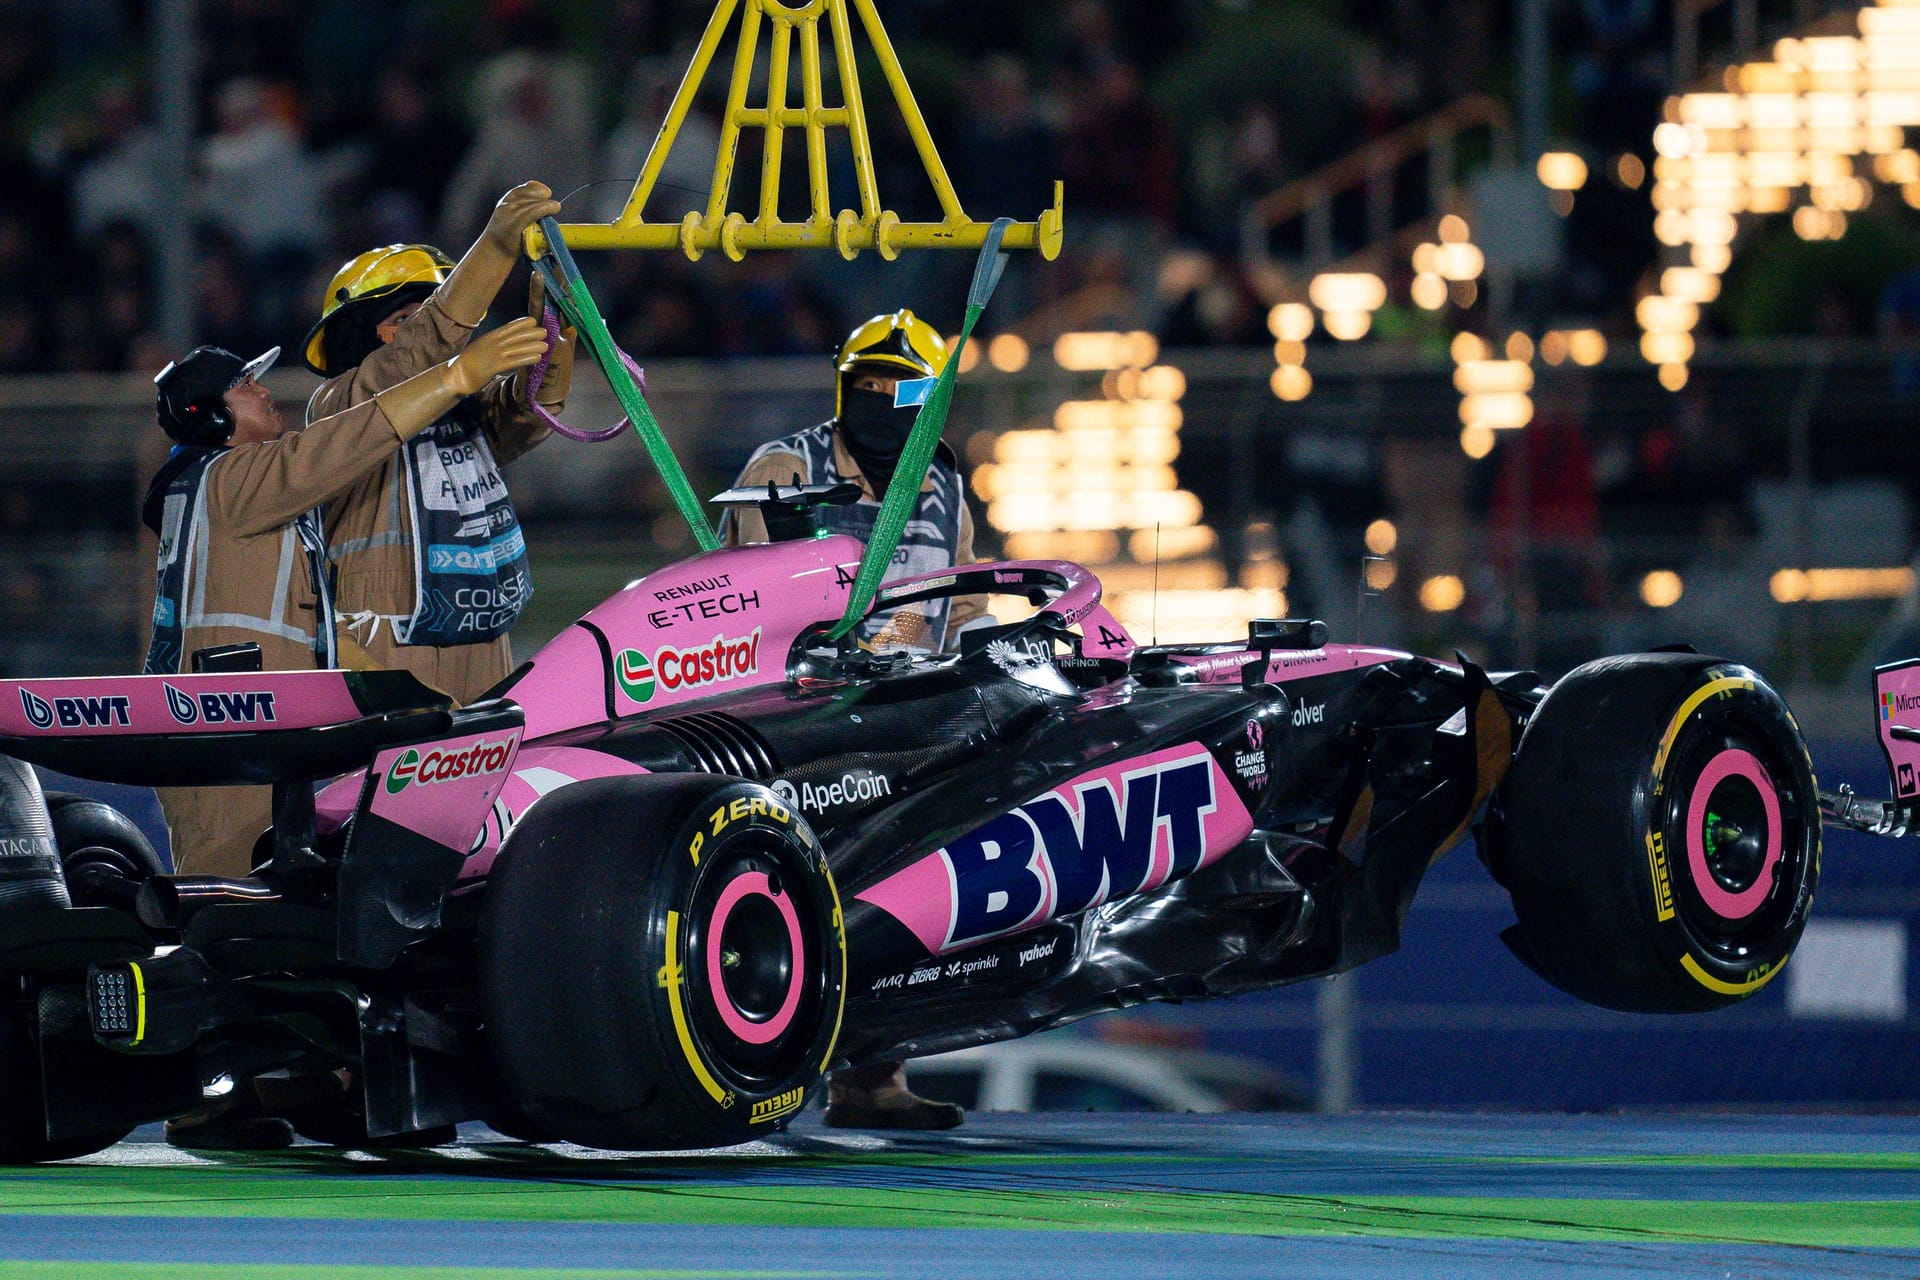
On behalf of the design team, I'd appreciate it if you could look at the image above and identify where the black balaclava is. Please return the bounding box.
[837,381,922,495]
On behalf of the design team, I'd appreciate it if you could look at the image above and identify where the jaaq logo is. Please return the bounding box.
[385,738,514,795]
[616,649,656,703]
[621,629,762,704]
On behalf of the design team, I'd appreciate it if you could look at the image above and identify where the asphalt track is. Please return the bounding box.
[0,1112,1916,1279]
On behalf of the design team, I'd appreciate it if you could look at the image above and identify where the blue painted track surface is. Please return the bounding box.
[0,1112,1916,1278]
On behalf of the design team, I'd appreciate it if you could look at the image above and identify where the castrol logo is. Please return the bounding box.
[385,738,514,795]
[620,628,761,704]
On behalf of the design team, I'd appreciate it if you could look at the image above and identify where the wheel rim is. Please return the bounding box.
[1660,706,1812,971]
[682,834,827,1090]
[1683,748,1782,922]
[704,870,804,1045]
[63,847,151,908]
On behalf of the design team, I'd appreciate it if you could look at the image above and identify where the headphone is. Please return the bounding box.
[167,394,235,448]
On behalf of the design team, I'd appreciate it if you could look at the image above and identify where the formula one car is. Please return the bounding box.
[0,485,1823,1159]
[1820,659,1920,840]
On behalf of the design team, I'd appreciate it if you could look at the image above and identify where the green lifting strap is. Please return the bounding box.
[828,218,1012,642]
[533,217,721,551]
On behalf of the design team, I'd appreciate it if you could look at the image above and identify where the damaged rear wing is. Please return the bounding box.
[1820,659,1920,838]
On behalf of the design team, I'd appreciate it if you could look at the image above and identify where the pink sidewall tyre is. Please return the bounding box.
[481,775,845,1151]
[1482,654,1819,1014]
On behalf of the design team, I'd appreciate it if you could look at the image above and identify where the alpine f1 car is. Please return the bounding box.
[1820,658,1920,839]
[0,486,1824,1159]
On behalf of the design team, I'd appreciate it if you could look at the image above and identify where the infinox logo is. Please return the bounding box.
[617,629,761,704]
[385,738,513,795]
[860,744,1237,954]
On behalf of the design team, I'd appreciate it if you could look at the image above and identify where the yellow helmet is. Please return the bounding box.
[300,243,455,373]
[835,309,946,416]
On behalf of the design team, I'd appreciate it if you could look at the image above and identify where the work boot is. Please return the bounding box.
[163,1084,294,1151]
[822,1060,963,1130]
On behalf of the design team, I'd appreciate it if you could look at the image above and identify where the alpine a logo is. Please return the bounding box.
[771,770,893,814]
[618,629,761,704]
[163,683,278,726]
[386,739,514,795]
[20,687,130,730]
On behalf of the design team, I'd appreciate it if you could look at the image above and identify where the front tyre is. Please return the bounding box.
[1485,655,1819,1013]
[481,776,845,1150]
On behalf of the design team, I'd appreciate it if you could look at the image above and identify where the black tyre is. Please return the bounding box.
[0,1003,130,1163]
[481,776,845,1150]
[1484,654,1819,1013]
[44,793,166,910]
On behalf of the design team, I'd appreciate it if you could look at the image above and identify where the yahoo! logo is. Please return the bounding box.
[859,745,1247,954]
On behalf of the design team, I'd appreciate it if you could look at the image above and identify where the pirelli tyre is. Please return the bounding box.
[1483,654,1819,1014]
[481,775,845,1150]
[43,793,166,910]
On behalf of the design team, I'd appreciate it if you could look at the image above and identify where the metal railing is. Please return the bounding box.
[1239,94,1513,276]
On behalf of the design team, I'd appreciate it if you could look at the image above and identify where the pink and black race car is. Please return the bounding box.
[0,487,1825,1158]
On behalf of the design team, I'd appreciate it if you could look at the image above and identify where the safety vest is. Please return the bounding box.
[368,412,532,647]
[732,422,964,651]
[143,447,337,674]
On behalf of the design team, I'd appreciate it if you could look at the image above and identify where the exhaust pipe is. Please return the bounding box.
[135,875,281,930]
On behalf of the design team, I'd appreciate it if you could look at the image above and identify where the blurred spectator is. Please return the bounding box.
[0,293,41,373]
[604,255,721,359]
[1657,502,1778,668]
[1056,56,1178,230]
[201,78,325,258]
[193,228,278,358]
[595,63,722,224]
[1490,374,1609,672]
[439,51,593,245]
[201,0,306,81]
[952,56,1056,223]
[71,83,160,241]
[200,77,325,339]
[351,64,471,244]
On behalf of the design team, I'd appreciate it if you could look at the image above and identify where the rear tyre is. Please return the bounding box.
[1484,655,1819,1013]
[44,794,165,910]
[481,776,845,1150]
[0,1003,130,1163]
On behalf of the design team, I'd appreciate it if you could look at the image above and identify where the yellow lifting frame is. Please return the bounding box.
[525,0,1063,262]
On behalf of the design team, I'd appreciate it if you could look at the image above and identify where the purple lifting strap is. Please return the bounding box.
[525,302,642,442]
